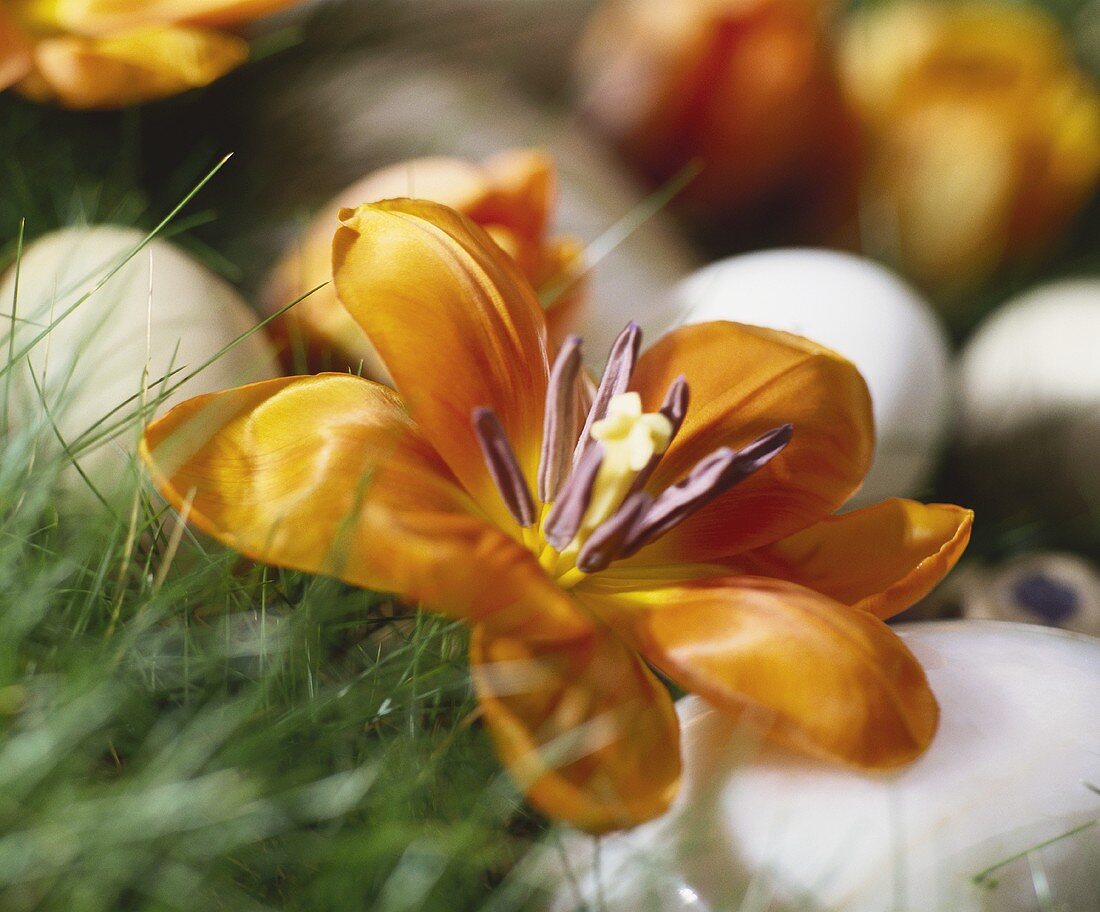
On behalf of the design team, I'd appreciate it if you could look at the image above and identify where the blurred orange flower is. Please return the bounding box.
[575,0,862,239]
[0,0,301,109]
[841,1,1100,292]
[261,150,587,378]
[141,200,971,833]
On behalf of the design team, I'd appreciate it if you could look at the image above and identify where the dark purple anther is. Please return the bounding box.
[537,336,584,503]
[628,374,692,496]
[544,443,604,551]
[660,374,690,438]
[573,322,642,465]
[576,491,653,574]
[619,423,793,558]
[472,407,537,528]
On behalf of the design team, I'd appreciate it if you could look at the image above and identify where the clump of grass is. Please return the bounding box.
[0,203,555,912]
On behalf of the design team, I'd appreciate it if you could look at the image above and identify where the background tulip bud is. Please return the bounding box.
[575,0,862,242]
[840,1,1100,295]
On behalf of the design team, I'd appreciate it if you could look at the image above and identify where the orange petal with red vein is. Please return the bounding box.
[470,624,681,833]
[733,500,973,619]
[625,321,874,564]
[577,576,938,769]
[140,374,589,641]
[19,25,246,109]
[333,199,551,530]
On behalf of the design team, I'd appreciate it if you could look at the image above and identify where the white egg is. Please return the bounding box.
[958,280,1100,515]
[551,621,1100,912]
[962,552,1100,638]
[960,281,1100,437]
[0,225,281,505]
[673,250,953,506]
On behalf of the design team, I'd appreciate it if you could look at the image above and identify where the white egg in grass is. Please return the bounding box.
[550,621,1100,912]
[0,225,281,506]
[672,250,953,506]
[958,279,1100,519]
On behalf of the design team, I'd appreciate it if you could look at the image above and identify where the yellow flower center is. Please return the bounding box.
[583,393,672,535]
[471,322,791,591]
[537,393,672,588]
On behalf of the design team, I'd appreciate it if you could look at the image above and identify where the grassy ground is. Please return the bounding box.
[0,218,563,911]
[2,1,1100,908]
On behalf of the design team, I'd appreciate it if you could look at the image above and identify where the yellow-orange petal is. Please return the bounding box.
[333,199,551,529]
[577,576,938,769]
[625,321,874,564]
[140,374,589,640]
[470,624,680,833]
[41,0,302,35]
[17,25,246,110]
[733,500,974,620]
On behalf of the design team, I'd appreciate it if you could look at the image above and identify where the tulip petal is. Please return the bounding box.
[578,575,938,768]
[19,25,246,109]
[733,500,973,619]
[625,321,874,563]
[333,199,551,528]
[140,374,589,640]
[470,624,680,833]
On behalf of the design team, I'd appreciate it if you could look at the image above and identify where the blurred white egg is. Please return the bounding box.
[961,552,1100,637]
[958,280,1100,517]
[551,621,1100,912]
[0,225,281,505]
[673,250,953,506]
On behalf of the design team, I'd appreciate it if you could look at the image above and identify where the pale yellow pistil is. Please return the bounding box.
[538,393,672,588]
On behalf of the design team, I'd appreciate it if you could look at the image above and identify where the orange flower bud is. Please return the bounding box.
[840,2,1100,293]
[576,0,862,240]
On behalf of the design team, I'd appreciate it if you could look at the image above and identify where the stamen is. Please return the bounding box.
[544,443,604,551]
[660,374,690,437]
[576,491,653,574]
[574,322,642,465]
[629,375,691,496]
[619,424,793,558]
[472,407,537,528]
[537,336,584,503]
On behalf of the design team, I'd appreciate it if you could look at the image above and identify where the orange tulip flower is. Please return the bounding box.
[261,150,586,378]
[840,1,1100,292]
[140,200,972,833]
[0,0,301,109]
[575,0,862,238]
